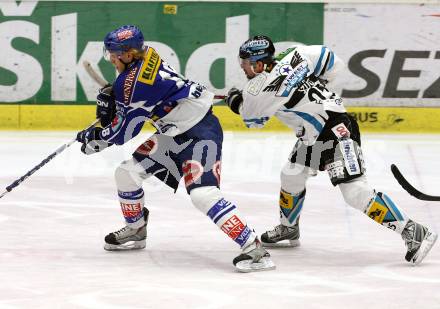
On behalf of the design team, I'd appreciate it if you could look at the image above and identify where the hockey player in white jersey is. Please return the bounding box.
[76,26,275,272]
[226,35,437,265]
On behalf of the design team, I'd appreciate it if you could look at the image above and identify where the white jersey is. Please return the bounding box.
[240,45,346,146]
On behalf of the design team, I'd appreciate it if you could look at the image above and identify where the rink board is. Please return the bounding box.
[1,2,439,106]
[0,105,440,133]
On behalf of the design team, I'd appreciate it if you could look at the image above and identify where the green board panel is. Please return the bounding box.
[0,1,323,104]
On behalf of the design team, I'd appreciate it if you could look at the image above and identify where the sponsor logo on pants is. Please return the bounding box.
[182,160,204,187]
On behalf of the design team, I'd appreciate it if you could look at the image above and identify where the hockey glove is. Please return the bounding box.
[76,127,113,155]
[226,88,243,115]
[96,85,116,127]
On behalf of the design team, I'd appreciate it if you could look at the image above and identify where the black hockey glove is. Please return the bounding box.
[226,87,243,115]
[96,85,116,127]
[76,127,113,155]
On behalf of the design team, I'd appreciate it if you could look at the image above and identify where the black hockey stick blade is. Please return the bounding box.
[391,164,440,201]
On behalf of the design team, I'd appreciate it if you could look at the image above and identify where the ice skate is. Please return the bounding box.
[401,219,438,265]
[233,238,275,272]
[261,221,300,248]
[104,208,149,251]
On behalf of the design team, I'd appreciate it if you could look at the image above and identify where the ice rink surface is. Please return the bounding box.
[0,131,439,309]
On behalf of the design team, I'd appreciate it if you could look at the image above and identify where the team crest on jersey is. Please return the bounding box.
[264,52,309,98]
[278,64,309,97]
[263,75,286,93]
[138,47,161,85]
[277,64,293,76]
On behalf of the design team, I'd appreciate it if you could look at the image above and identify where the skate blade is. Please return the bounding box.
[411,231,438,266]
[235,257,276,273]
[262,239,300,248]
[104,240,146,251]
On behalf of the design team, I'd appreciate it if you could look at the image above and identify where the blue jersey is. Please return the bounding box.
[100,47,214,145]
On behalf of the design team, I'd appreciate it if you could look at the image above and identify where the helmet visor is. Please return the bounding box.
[238,57,258,79]
[238,57,257,69]
[103,45,123,61]
[238,57,255,68]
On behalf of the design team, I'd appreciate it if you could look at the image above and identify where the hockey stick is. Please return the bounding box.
[0,119,100,200]
[390,164,440,201]
[83,60,108,87]
[82,60,227,100]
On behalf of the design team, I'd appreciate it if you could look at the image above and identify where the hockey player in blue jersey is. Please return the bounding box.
[76,25,275,272]
[226,35,437,265]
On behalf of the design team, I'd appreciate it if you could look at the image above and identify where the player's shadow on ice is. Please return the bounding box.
[101,248,233,272]
[268,245,408,268]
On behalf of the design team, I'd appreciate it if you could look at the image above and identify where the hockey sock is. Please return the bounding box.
[279,189,306,226]
[206,198,256,248]
[364,192,409,234]
[118,188,146,228]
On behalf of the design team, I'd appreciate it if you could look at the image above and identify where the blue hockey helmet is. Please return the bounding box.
[239,35,275,64]
[103,25,144,54]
